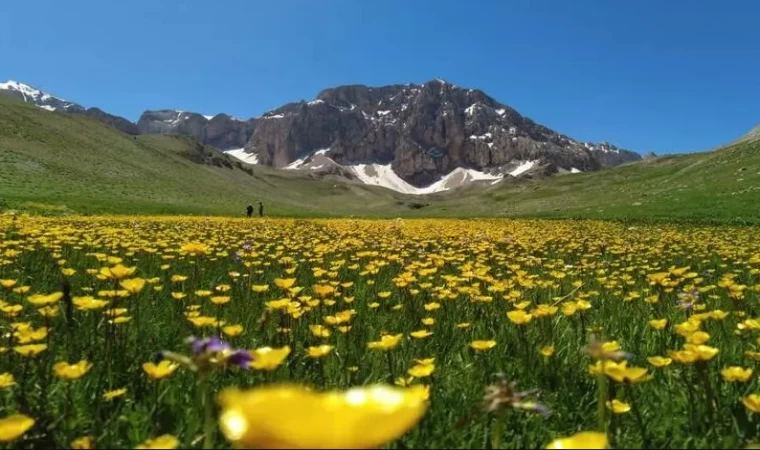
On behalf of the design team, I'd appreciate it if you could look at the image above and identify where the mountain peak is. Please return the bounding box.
[0,79,83,113]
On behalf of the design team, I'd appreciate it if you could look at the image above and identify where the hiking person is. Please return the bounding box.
[246,204,254,218]
[258,201,264,217]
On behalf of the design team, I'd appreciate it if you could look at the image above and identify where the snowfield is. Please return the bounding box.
[223,147,542,196]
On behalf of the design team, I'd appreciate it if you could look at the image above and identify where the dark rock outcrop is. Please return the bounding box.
[205,114,256,150]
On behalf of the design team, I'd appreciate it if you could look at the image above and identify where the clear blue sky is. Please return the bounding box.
[2,0,758,154]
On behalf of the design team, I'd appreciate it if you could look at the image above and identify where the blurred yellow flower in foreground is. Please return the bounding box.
[120,278,146,294]
[0,279,17,289]
[251,346,291,370]
[13,344,47,357]
[142,361,179,380]
[0,414,35,442]
[470,340,496,351]
[721,366,753,382]
[368,334,403,350]
[306,345,334,358]
[0,373,15,389]
[606,399,631,414]
[53,360,93,380]
[223,325,244,337]
[99,264,137,280]
[103,388,127,400]
[540,346,555,357]
[27,292,63,306]
[136,434,179,449]
[407,363,435,378]
[743,394,760,413]
[647,356,673,368]
[181,242,209,256]
[218,384,428,448]
[274,278,297,290]
[545,431,608,449]
[71,436,95,449]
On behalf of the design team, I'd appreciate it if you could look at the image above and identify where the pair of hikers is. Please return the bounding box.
[246,201,264,218]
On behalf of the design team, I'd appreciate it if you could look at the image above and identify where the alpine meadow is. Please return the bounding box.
[3,2,760,449]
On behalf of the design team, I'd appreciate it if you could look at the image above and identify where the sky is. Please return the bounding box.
[1,0,759,154]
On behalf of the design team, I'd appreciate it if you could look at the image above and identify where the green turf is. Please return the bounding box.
[1,94,758,223]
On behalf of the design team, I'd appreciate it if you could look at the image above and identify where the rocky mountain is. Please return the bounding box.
[0,80,85,113]
[1,78,643,194]
[136,110,254,149]
[0,80,138,135]
[241,80,641,187]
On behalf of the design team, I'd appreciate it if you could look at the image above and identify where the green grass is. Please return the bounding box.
[3,217,760,448]
[1,94,759,223]
[414,142,760,224]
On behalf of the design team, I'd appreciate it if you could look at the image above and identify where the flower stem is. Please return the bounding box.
[198,373,215,449]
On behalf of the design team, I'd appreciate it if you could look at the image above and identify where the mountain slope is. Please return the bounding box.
[0,95,408,216]
[739,123,760,143]
[416,141,760,223]
[0,80,139,135]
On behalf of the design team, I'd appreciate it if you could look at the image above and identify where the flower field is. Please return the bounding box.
[2,215,760,448]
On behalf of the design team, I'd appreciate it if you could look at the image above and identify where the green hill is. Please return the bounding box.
[1,94,758,223]
[416,140,760,223]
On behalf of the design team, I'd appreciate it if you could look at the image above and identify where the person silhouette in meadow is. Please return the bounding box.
[246,204,254,218]
[258,201,264,217]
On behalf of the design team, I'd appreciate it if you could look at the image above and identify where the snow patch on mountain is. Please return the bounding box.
[224,148,259,165]
[509,161,537,177]
[0,80,56,102]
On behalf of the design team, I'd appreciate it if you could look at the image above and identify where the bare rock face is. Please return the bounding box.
[137,110,208,142]
[205,114,256,150]
[136,110,254,150]
[242,80,639,186]
[583,141,642,167]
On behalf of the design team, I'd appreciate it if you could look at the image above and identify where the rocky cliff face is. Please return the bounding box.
[583,142,642,168]
[243,80,640,186]
[137,110,254,150]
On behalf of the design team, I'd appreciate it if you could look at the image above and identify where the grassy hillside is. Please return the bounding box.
[1,94,758,223]
[0,95,408,216]
[417,140,760,223]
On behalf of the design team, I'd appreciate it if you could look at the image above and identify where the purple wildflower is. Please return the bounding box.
[227,350,253,369]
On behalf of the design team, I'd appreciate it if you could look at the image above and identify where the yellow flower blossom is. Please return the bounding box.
[218,384,428,449]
